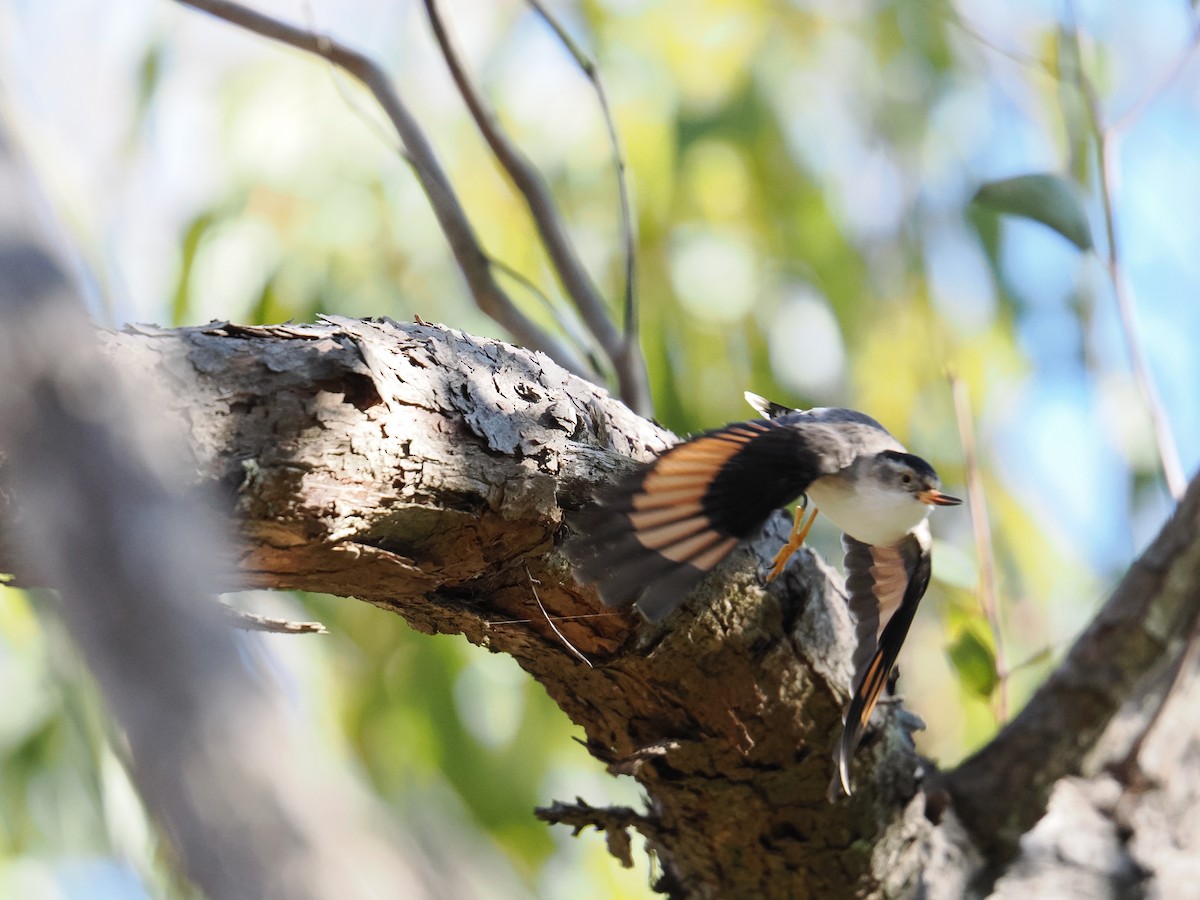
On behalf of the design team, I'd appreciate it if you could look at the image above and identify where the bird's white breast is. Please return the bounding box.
[807,475,930,547]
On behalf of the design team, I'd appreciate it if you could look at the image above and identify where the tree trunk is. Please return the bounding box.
[3,315,1198,898]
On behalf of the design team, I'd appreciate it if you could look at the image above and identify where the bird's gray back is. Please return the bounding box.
[775,408,906,470]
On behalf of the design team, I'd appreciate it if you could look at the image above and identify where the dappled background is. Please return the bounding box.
[2,0,1198,896]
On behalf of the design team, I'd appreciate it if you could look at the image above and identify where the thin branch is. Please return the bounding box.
[523,0,638,341]
[937,0,1055,76]
[525,562,593,667]
[948,370,1008,723]
[1064,14,1187,501]
[1109,20,1200,135]
[534,798,652,868]
[1098,168,1184,501]
[219,601,328,634]
[174,0,596,382]
[301,2,412,162]
[299,3,600,375]
[421,0,651,415]
[486,252,602,370]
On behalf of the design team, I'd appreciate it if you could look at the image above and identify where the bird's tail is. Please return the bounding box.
[744,391,795,420]
[834,643,895,796]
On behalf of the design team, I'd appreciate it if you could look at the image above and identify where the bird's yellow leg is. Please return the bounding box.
[767,504,819,582]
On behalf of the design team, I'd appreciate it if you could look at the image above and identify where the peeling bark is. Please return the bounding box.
[3,315,1199,898]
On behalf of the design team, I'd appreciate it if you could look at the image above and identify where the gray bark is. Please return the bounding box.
[3,314,1196,897]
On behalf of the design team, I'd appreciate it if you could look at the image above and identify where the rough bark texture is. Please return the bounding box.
[3,315,1199,899]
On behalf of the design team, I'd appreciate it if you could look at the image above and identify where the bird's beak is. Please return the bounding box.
[919,489,962,507]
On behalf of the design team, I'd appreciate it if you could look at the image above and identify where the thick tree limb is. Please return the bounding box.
[947,473,1200,864]
[0,314,936,895]
[3,310,1199,896]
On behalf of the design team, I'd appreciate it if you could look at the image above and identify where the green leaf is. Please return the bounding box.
[134,40,166,127]
[170,211,216,327]
[972,173,1094,251]
[947,627,998,698]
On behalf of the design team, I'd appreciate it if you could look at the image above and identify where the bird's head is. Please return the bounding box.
[874,450,962,508]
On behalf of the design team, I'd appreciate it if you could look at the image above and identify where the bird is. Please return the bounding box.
[564,392,961,795]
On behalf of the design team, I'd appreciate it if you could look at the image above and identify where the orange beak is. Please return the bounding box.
[919,489,962,507]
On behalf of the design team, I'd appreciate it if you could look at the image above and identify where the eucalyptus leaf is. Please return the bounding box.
[973,173,1094,251]
[947,627,999,699]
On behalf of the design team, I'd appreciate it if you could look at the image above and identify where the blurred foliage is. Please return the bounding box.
[973,172,1094,251]
[3,0,1198,897]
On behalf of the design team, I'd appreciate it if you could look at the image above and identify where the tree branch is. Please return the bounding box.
[524,0,639,344]
[1063,12,1188,501]
[173,0,596,383]
[947,472,1200,862]
[0,314,943,895]
[948,369,1007,722]
[421,0,651,415]
[3,311,1200,894]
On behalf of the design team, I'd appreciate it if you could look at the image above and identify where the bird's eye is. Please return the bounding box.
[900,473,913,485]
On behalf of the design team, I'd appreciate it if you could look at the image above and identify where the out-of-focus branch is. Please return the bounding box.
[173,0,595,383]
[422,0,651,416]
[949,370,1008,722]
[947,472,1200,860]
[524,0,638,342]
[1108,21,1200,136]
[1064,16,1189,501]
[0,117,472,900]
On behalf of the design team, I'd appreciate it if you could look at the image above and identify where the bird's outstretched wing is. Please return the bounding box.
[565,417,848,621]
[834,522,932,795]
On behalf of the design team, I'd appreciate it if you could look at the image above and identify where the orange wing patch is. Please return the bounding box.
[624,425,768,571]
[853,650,890,732]
[867,545,909,643]
[627,502,704,529]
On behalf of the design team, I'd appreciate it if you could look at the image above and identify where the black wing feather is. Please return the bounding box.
[565,418,834,620]
[834,527,932,795]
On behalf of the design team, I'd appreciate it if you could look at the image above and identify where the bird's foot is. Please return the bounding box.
[766,505,819,582]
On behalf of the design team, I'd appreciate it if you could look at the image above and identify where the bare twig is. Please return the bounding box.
[486,253,602,368]
[219,601,328,634]
[485,612,621,626]
[1064,14,1187,501]
[174,0,596,382]
[1109,20,1200,135]
[523,0,638,341]
[525,563,593,667]
[299,3,600,374]
[535,797,651,868]
[948,370,1008,723]
[937,0,1054,75]
[421,0,651,415]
